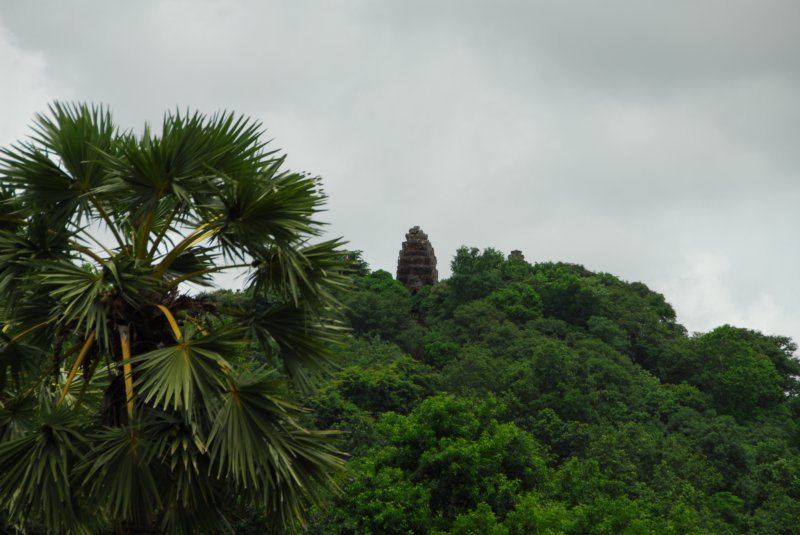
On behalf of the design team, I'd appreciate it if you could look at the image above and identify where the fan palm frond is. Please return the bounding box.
[207,368,343,492]
[0,402,88,532]
[249,238,351,311]
[242,299,345,392]
[78,422,165,529]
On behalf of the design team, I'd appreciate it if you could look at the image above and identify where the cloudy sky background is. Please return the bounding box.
[1,1,798,343]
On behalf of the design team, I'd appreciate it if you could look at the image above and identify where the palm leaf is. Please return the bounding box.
[78,423,165,529]
[0,402,88,532]
[133,324,242,418]
[249,238,351,311]
[30,102,116,198]
[163,245,218,288]
[212,166,323,260]
[1,102,117,228]
[0,392,37,441]
[0,335,48,391]
[207,367,343,526]
[241,298,345,391]
[38,260,110,347]
[150,413,232,534]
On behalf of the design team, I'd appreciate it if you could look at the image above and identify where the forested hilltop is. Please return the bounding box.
[281,246,800,534]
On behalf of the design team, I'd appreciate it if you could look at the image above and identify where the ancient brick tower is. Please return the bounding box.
[396,226,438,293]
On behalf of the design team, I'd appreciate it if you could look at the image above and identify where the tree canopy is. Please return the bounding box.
[304,248,800,534]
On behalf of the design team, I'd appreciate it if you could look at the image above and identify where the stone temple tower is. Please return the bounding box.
[396,226,438,293]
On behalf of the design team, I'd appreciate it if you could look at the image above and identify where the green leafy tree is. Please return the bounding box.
[442,503,509,535]
[311,462,432,535]
[502,493,575,534]
[310,395,550,532]
[591,276,685,371]
[342,269,422,352]
[486,283,544,323]
[447,247,505,308]
[442,345,509,398]
[0,103,349,533]
[333,357,436,415]
[665,326,786,418]
[530,263,605,327]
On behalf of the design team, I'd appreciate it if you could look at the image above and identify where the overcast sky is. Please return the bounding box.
[1,1,798,343]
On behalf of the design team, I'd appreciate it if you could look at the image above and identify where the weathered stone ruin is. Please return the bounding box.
[509,250,525,261]
[396,226,438,292]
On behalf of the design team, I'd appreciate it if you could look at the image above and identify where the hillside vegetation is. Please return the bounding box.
[290,247,800,534]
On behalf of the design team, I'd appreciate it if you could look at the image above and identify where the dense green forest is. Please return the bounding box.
[256,246,799,534]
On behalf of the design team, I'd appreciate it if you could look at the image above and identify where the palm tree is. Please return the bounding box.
[0,103,350,533]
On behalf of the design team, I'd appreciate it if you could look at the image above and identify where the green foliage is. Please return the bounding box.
[312,462,432,535]
[344,271,411,335]
[486,283,544,323]
[0,103,349,533]
[443,503,508,535]
[503,493,575,534]
[311,395,549,533]
[447,247,506,308]
[530,262,601,326]
[300,243,800,534]
[343,270,423,354]
[0,401,90,532]
[660,326,787,418]
[332,357,437,415]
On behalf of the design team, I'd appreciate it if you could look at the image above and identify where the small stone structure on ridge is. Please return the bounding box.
[396,226,438,293]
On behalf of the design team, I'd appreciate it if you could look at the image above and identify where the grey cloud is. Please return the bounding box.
[0,0,798,344]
